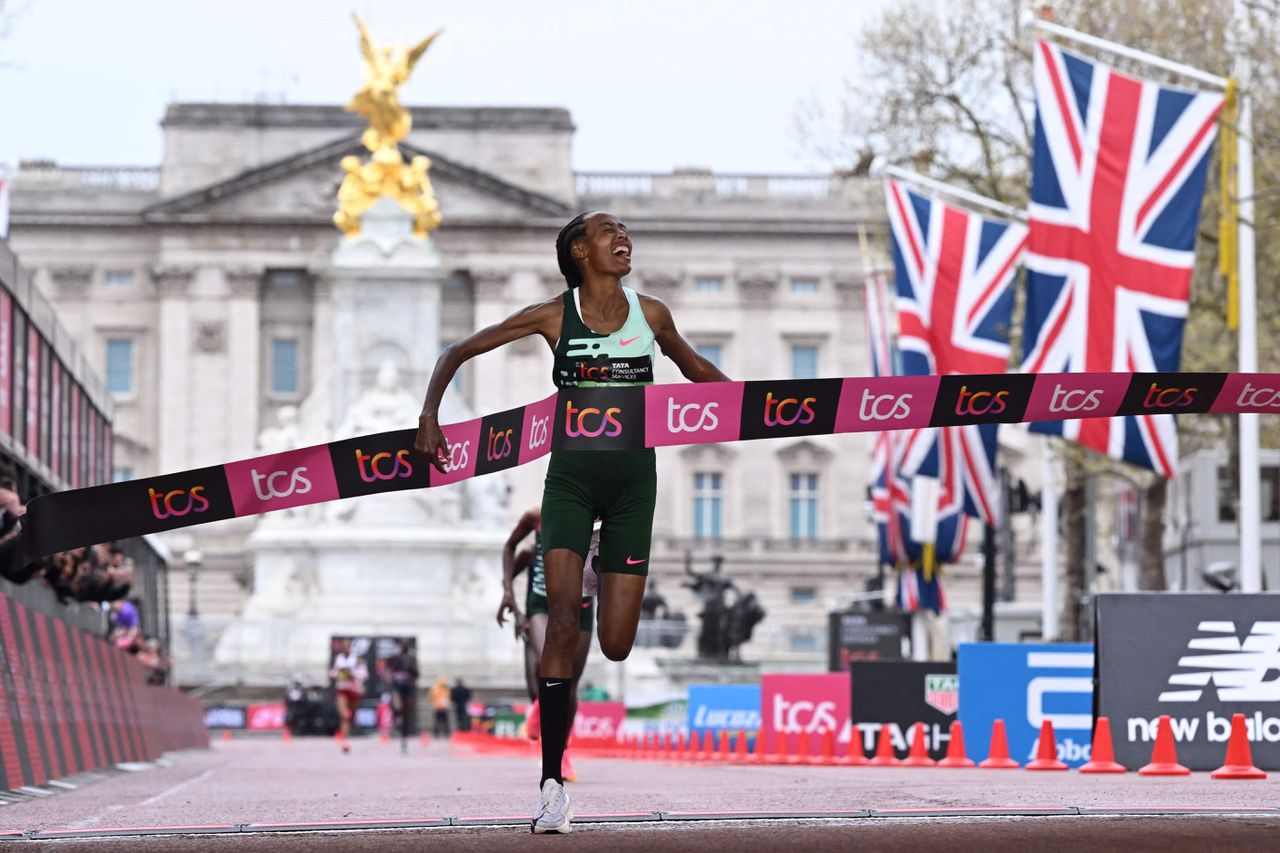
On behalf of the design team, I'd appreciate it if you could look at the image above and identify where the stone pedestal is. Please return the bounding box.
[213,199,514,685]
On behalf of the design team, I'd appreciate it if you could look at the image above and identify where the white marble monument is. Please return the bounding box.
[213,199,515,685]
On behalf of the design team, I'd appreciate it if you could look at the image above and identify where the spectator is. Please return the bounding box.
[429,676,451,738]
[451,678,473,733]
[137,637,169,685]
[109,599,141,653]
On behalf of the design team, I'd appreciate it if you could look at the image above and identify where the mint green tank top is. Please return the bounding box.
[552,287,656,388]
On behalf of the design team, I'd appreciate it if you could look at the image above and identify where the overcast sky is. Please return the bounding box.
[0,0,893,174]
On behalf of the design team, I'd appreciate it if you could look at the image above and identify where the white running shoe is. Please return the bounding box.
[531,778,573,834]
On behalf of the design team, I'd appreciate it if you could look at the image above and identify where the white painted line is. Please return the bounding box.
[138,769,215,808]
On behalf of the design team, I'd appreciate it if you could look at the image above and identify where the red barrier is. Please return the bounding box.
[0,588,207,789]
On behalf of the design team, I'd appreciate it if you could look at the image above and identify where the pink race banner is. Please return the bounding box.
[17,371,1262,560]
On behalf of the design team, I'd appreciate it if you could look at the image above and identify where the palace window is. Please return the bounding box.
[270,338,300,395]
[694,276,725,293]
[105,338,134,395]
[790,277,820,294]
[790,472,819,540]
[693,471,724,540]
[791,344,818,380]
[695,343,723,370]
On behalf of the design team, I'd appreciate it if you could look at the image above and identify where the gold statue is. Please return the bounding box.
[334,14,444,239]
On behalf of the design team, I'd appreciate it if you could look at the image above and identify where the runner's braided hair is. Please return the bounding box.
[555,211,600,289]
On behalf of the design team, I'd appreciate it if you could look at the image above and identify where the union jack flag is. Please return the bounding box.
[1022,40,1223,476]
[885,179,1027,530]
[865,268,947,612]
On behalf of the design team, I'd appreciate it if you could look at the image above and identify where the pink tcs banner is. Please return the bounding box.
[761,673,852,758]
[573,701,626,741]
[246,703,286,731]
[223,445,341,516]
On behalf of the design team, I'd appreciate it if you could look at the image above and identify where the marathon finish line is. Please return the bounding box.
[20,371,1279,560]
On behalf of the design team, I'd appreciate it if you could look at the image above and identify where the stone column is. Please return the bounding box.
[469,268,510,416]
[736,266,780,540]
[152,265,195,474]
[224,268,262,458]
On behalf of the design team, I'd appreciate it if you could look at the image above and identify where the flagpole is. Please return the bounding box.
[1026,10,1260,593]
[1040,440,1060,640]
[876,164,1026,223]
[1025,16,1228,89]
[1232,0,1261,592]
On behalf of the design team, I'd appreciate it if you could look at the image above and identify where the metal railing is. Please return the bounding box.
[16,164,160,193]
[576,171,841,200]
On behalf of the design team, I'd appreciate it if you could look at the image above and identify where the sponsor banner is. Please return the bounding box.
[246,703,286,731]
[204,706,247,729]
[328,430,428,498]
[1116,373,1227,418]
[1212,373,1280,414]
[553,385,644,451]
[958,642,1094,768]
[21,371,1269,559]
[517,394,556,465]
[1023,372,1129,423]
[0,289,10,436]
[761,673,852,757]
[428,417,481,487]
[848,662,958,761]
[930,374,1036,427]
[1097,593,1280,770]
[834,376,937,433]
[828,611,907,670]
[687,684,761,741]
[573,701,627,741]
[475,406,525,476]
[739,379,842,441]
[645,381,743,447]
[224,446,340,516]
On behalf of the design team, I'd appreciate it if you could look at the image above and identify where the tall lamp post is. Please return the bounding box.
[182,549,205,676]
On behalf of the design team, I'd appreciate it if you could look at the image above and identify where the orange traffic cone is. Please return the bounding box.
[789,731,810,765]
[749,731,767,764]
[1139,715,1190,776]
[901,722,936,767]
[867,724,899,766]
[1026,720,1068,770]
[938,720,975,768]
[979,719,1019,768]
[683,731,697,762]
[280,727,292,742]
[816,728,838,766]
[839,727,868,766]
[766,731,789,765]
[221,729,233,741]
[1080,717,1126,774]
[733,730,750,762]
[1211,713,1266,780]
[717,730,731,761]
[419,731,430,748]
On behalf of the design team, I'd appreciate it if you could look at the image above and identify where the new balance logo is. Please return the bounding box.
[1158,621,1280,703]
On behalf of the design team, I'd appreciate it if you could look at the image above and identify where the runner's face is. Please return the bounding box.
[575,213,632,279]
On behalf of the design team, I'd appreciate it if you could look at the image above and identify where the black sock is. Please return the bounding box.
[538,677,571,786]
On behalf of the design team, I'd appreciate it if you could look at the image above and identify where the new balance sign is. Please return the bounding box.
[1097,594,1280,770]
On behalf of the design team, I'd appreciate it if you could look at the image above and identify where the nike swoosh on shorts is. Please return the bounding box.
[625,557,646,565]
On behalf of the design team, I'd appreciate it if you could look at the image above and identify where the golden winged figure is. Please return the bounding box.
[346,14,442,153]
[335,15,445,239]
